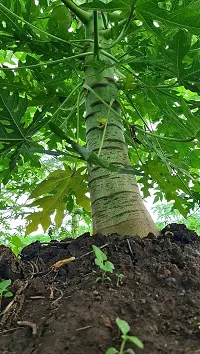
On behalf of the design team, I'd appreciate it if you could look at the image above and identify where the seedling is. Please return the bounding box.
[106,318,144,354]
[116,273,125,287]
[92,245,115,283]
[0,279,13,310]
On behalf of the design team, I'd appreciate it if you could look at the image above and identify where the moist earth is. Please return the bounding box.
[0,223,200,354]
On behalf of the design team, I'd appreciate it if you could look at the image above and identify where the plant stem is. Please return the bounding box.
[135,126,195,143]
[119,338,126,354]
[101,12,107,29]
[102,271,106,283]
[99,19,126,39]
[61,0,91,24]
[100,49,119,63]
[103,2,135,49]
[76,90,83,144]
[98,99,114,157]
[0,53,94,71]
[93,11,99,59]
[83,84,122,121]
[125,94,150,129]
[83,84,139,128]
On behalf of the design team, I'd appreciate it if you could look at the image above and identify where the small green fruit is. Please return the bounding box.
[109,11,121,22]
[48,5,72,39]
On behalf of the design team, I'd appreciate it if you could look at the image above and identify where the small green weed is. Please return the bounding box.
[0,279,13,310]
[92,245,115,282]
[106,318,144,354]
[116,273,125,287]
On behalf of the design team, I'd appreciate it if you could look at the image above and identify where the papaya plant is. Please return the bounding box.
[0,0,200,237]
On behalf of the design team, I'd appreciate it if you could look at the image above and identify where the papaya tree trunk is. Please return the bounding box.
[84,15,158,237]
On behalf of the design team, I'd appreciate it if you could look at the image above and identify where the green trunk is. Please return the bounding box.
[84,15,158,237]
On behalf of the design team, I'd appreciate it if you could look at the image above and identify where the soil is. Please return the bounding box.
[0,223,200,354]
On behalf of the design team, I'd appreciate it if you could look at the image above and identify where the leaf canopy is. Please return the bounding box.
[0,0,200,232]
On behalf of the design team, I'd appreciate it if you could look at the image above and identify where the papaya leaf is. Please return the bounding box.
[136,0,200,35]
[180,98,200,134]
[0,90,52,153]
[80,0,132,11]
[25,165,90,234]
[0,90,28,150]
[26,211,51,235]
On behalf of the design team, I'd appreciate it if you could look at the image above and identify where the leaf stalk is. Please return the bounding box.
[93,11,99,59]
[61,0,91,24]
[136,126,195,143]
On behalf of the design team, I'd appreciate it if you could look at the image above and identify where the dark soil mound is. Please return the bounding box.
[0,223,200,354]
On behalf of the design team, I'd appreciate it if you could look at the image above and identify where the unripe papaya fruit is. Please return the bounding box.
[48,5,72,39]
[108,11,122,22]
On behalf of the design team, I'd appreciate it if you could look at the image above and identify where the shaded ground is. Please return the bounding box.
[0,223,200,354]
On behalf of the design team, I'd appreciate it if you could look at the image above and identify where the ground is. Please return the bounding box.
[0,223,200,354]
